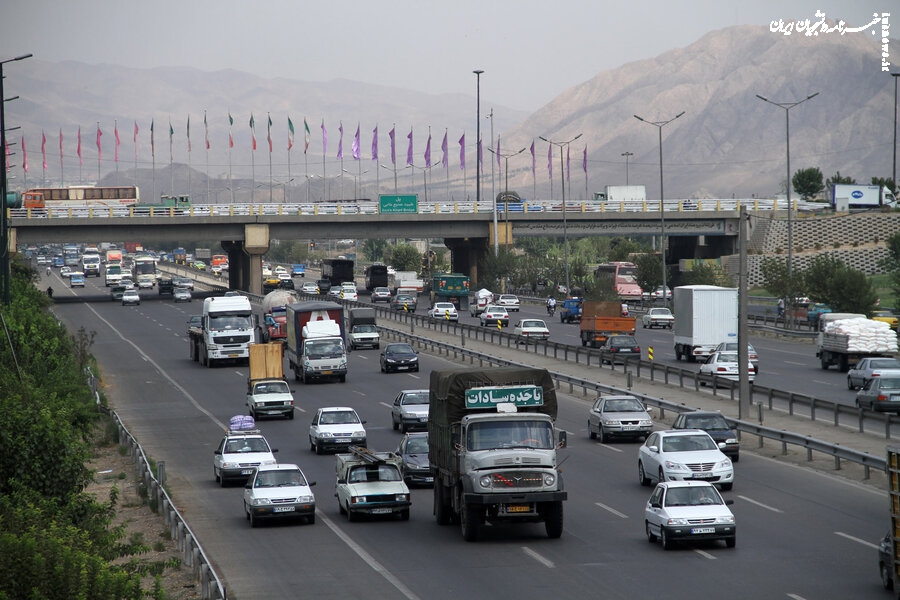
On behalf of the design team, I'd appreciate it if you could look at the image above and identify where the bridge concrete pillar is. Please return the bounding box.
[220,241,249,291]
[444,237,489,288]
[220,224,270,295]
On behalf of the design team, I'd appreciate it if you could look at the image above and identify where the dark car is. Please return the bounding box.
[279,278,295,290]
[390,294,417,312]
[598,335,641,365]
[856,376,900,412]
[672,410,740,461]
[397,432,432,487]
[316,279,332,295]
[380,343,419,373]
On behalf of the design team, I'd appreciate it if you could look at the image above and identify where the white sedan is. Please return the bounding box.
[513,318,550,343]
[699,351,756,385]
[429,302,459,321]
[641,307,674,329]
[243,463,316,527]
[638,429,734,490]
[495,294,521,312]
[644,481,735,550]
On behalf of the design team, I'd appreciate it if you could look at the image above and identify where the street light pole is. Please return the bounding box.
[634,111,684,307]
[892,73,899,193]
[540,133,582,295]
[488,145,526,254]
[621,151,633,186]
[0,52,32,306]
[473,70,492,259]
[756,92,818,324]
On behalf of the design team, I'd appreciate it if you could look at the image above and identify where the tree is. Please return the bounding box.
[826,267,879,314]
[680,262,732,286]
[362,239,390,263]
[802,254,844,304]
[871,176,898,196]
[792,167,825,200]
[759,256,792,299]
[879,232,900,305]
[634,253,663,297]
[825,171,855,187]
[387,244,422,272]
[478,247,518,290]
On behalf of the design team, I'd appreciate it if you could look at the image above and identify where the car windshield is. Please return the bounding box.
[349,464,401,483]
[225,438,270,453]
[319,411,359,425]
[662,434,717,452]
[401,392,429,405]
[522,320,545,328]
[880,379,900,390]
[664,486,722,507]
[388,344,414,355]
[405,438,428,454]
[255,470,305,488]
[353,324,377,333]
[716,352,739,363]
[434,303,454,310]
[466,420,554,450]
[603,398,645,412]
[254,381,289,394]
[683,415,729,430]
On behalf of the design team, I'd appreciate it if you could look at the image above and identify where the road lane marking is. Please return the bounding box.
[787,594,808,600]
[737,495,783,513]
[522,546,555,568]
[693,549,716,559]
[594,502,629,519]
[835,531,879,550]
[598,443,624,453]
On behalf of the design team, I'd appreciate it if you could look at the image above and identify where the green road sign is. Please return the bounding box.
[379,194,418,214]
[465,385,544,409]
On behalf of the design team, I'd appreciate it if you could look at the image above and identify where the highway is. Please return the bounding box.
[44,271,889,599]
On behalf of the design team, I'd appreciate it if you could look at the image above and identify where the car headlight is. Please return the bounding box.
[352,496,366,504]
[479,475,492,488]
[318,432,333,438]
[663,460,690,472]
[353,431,365,437]
[542,473,556,487]
[396,494,409,502]
[297,495,315,503]
[639,420,652,427]
[715,515,735,524]
[725,437,738,444]
[222,461,240,469]
[252,497,272,506]
[666,517,691,526]
[387,358,397,363]
[716,458,733,469]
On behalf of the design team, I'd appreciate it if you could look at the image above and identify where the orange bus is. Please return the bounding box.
[211,255,228,267]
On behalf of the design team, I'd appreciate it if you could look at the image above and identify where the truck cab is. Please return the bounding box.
[334,446,410,521]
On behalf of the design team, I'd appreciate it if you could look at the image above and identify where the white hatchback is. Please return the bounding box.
[644,481,735,550]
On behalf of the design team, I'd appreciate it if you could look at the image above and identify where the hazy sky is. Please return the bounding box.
[1,0,891,111]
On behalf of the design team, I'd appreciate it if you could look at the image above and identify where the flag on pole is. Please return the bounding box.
[566,145,570,183]
[77,127,83,165]
[337,122,343,159]
[424,131,431,167]
[187,115,192,152]
[150,120,155,158]
[228,112,234,148]
[459,134,465,170]
[371,125,378,160]
[204,112,210,149]
[389,127,396,165]
[22,135,27,173]
[352,124,360,160]
[547,143,552,178]
[267,114,273,153]
[250,114,256,151]
[288,117,295,150]
[477,139,482,168]
[134,121,139,160]
[321,119,327,155]
[41,131,47,170]
[530,140,535,176]
[114,122,120,162]
[96,124,102,162]
[406,129,413,166]
[441,131,448,168]
[169,120,174,162]
[304,118,310,153]
[582,145,587,175]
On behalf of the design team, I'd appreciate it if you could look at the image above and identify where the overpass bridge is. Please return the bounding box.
[10,198,781,294]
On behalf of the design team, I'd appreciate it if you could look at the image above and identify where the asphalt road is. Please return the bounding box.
[42,270,891,599]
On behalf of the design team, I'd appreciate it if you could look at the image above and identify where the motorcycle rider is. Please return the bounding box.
[546,296,557,316]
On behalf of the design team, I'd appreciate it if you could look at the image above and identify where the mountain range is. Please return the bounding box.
[5,23,896,203]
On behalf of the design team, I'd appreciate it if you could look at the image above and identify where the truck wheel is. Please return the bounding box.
[542,501,564,539]
[460,503,480,542]
[199,347,207,366]
[820,357,830,370]
[435,482,452,525]
[839,355,849,373]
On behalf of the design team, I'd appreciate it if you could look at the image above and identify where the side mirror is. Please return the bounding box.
[272,448,279,453]
[724,499,735,506]
[213,450,221,455]
[557,430,567,448]
[336,478,346,485]
[308,481,317,487]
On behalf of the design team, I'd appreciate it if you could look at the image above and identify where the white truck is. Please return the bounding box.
[246,342,295,420]
[189,295,256,367]
[816,314,899,372]
[594,185,647,202]
[334,446,411,521]
[673,285,739,362]
[347,307,380,351]
[830,184,897,211]
[285,301,348,383]
[469,288,494,316]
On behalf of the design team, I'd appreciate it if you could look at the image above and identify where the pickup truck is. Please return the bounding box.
[334,446,410,521]
[247,343,295,419]
[559,298,583,324]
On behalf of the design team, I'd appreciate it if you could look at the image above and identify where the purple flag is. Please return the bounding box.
[441,131,448,168]
[459,134,465,170]
[389,127,396,165]
[352,124,360,160]
[530,140,535,176]
[496,136,501,169]
[424,132,431,167]
[566,145,570,183]
[321,120,327,155]
[406,129,413,166]
[547,143,552,178]
[582,145,587,174]
[337,122,343,159]
[371,125,378,160]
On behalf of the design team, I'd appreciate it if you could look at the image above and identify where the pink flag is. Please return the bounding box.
[22,135,27,173]
[530,140,535,176]
[406,129,413,166]
[459,134,465,170]
[96,125,102,162]
[388,127,395,165]
[582,145,587,174]
[352,124,360,160]
[114,122,120,162]
[424,132,431,167]
[41,131,47,170]
[547,143,552,178]
[250,114,257,151]
[321,120,327,155]
[337,122,343,159]
[77,127,83,165]
[441,131,448,168]
[371,125,378,160]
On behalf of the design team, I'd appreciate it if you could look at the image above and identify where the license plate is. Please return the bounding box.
[397,366,409,370]
[321,370,332,375]
[240,469,254,475]
[228,353,240,358]
[274,506,295,513]
[423,477,433,483]
[335,438,350,444]
[693,473,715,479]
[622,425,638,430]
[691,527,715,534]
[371,508,393,514]
[505,504,532,513]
